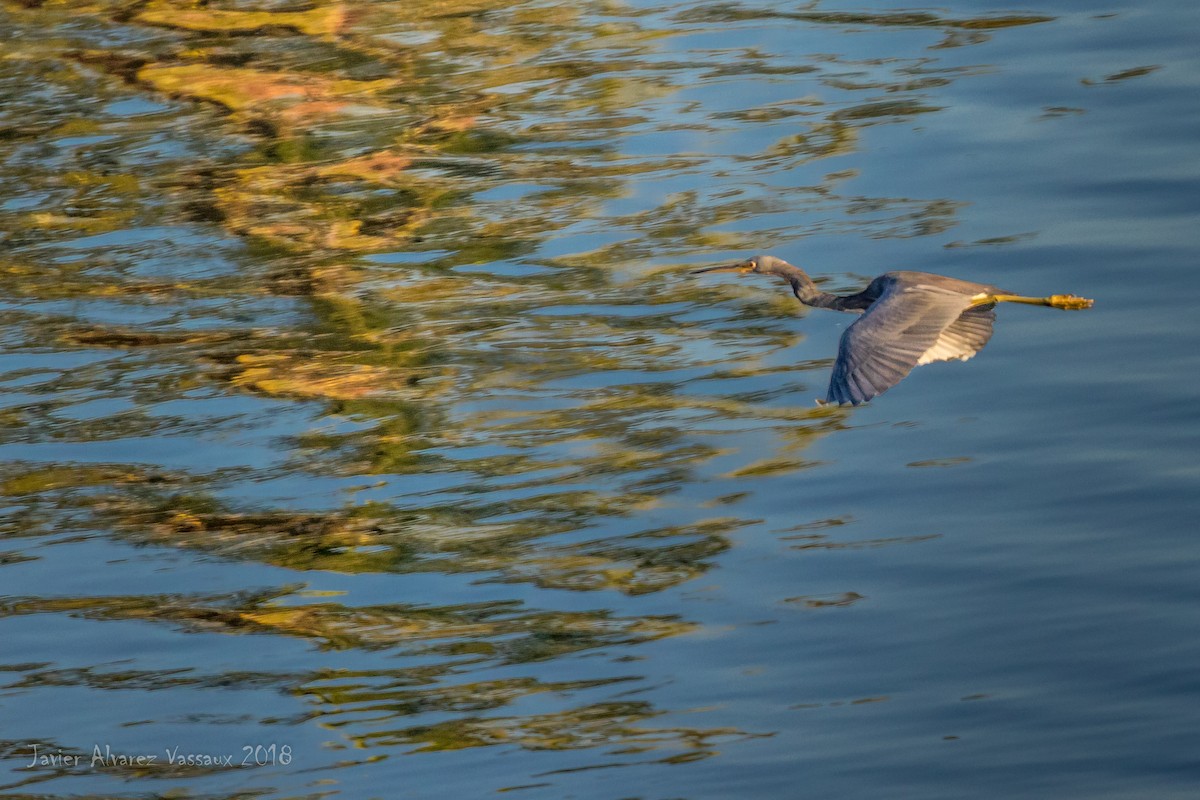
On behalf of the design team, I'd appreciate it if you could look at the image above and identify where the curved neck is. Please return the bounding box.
[773,263,846,310]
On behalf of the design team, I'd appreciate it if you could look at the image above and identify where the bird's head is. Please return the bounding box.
[690,254,795,279]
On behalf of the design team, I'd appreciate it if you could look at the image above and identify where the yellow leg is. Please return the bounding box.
[971,293,1094,310]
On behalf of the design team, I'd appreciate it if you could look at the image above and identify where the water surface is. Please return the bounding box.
[1,0,1199,797]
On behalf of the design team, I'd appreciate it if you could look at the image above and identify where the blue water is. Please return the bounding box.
[1,0,1198,797]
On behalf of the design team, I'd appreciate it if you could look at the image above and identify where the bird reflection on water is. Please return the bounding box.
[693,255,1093,405]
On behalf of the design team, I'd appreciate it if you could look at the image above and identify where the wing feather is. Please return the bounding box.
[825,276,996,405]
[917,305,996,366]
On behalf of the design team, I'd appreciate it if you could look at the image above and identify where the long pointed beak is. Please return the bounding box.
[690,260,754,275]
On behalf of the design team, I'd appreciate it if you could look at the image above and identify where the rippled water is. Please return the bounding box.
[2,0,1199,797]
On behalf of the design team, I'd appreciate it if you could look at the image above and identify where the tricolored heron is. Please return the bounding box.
[692,255,1093,405]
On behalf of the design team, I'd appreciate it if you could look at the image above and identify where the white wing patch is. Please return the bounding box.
[917,341,980,365]
[916,305,995,366]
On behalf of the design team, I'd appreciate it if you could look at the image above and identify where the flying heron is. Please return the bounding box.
[692,255,1093,405]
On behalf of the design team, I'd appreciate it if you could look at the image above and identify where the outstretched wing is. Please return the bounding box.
[825,276,995,405]
[916,304,995,366]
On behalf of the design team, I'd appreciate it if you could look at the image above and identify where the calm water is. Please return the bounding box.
[1,0,1199,797]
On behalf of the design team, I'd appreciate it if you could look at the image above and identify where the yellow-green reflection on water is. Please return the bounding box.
[3,0,1199,797]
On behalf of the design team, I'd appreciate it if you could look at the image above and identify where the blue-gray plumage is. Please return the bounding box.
[691,255,1093,405]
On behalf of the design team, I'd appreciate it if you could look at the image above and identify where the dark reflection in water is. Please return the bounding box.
[2,0,1199,797]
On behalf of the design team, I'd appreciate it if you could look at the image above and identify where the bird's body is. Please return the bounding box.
[692,255,1093,405]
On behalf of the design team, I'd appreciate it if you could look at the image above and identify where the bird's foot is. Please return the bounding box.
[1048,294,1094,310]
